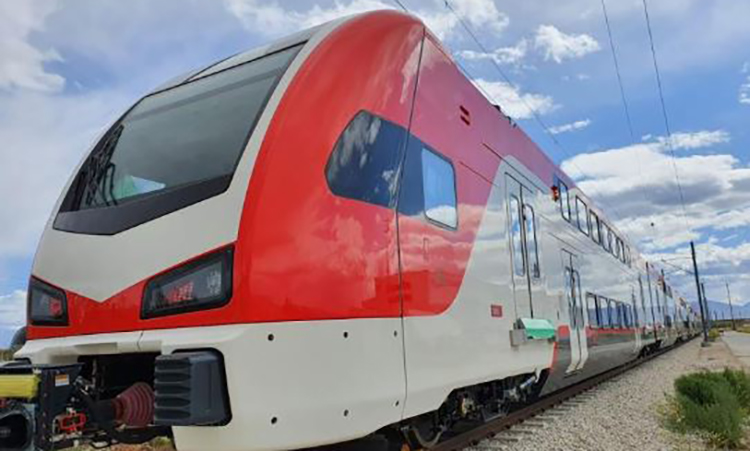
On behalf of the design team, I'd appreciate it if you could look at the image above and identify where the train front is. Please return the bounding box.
[0,11,426,451]
[0,37,306,450]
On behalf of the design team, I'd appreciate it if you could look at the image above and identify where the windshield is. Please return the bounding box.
[55,44,302,235]
[66,45,301,211]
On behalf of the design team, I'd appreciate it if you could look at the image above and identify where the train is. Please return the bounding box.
[0,10,699,451]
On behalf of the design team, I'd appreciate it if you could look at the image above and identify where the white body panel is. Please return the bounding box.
[401,161,555,419]
[20,319,405,451]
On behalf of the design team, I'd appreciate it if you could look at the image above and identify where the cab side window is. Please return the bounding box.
[421,148,457,228]
[325,110,405,208]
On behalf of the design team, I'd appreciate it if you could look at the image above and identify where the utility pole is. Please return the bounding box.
[691,241,709,345]
[727,282,737,330]
[702,282,710,330]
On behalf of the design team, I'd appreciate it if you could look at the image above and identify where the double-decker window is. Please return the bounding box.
[575,197,590,236]
[559,181,571,222]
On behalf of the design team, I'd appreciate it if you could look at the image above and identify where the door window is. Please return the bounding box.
[523,204,541,278]
[509,195,525,277]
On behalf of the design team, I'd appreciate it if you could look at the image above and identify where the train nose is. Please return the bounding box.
[0,408,33,451]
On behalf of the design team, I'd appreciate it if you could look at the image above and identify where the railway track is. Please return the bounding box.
[430,338,694,451]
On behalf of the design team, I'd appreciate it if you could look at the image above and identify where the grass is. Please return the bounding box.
[665,368,750,448]
[708,328,722,342]
[67,437,174,451]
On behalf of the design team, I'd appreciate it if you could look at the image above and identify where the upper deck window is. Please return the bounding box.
[576,197,590,236]
[559,181,571,222]
[55,44,303,234]
[590,211,602,244]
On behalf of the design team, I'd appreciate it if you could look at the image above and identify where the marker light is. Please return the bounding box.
[28,278,69,327]
[142,248,233,319]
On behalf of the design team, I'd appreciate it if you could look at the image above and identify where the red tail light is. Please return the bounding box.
[141,247,233,319]
[28,278,69,326]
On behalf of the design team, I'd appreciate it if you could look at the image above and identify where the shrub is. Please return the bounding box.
[668,369,750,448]
[708,328,721,341]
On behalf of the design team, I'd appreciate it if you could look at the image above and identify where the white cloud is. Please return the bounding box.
[740,76,750,105]
[473,78,557,119]
[561,131,750,303]
[534,24,600,63]
[0,290,26,332]
[561,130,750,253]
[0,1,65,92]
[223,0,393,37]
[0,91,127,259]
[549,119,591,135]
[657,130,730,150]
[223,0,509,40]
[414,0,509,40]
[459,39,528,66]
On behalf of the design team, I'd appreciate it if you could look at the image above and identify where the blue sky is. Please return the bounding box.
[0,0,748,345]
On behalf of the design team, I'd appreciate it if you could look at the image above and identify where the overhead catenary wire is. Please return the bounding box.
[391,0,691,290]
[598,0,655,227]
[389,0,507,113]
[641,0,691,231]
[437,0,632,225]
[600,0,637,143]
[391,0,408,13]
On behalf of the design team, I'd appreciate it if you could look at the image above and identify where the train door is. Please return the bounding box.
[505,173,541,319]
[562,251,588,373]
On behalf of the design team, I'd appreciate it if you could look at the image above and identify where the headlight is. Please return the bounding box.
[28,278,69,326]
[142,247,233,319]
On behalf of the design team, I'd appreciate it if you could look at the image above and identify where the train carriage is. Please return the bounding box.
[0,10,690,451]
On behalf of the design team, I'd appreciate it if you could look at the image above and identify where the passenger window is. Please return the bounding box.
[421,148,457,228]
[509,195,525,276]
[587,293,598,327]
[623,305,630,328]
[606,299,613,328]
[590,211,601,244]
[326,111,405,208]
[576,197,590,236]
[605,225,613,253]
[523,204,541,278]
[559,181,571,222]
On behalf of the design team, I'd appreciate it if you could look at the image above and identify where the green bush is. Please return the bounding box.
[668,369,750,448]
[708,328,721,341]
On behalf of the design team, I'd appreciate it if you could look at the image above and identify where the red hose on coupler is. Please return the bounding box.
[112,383,155,428]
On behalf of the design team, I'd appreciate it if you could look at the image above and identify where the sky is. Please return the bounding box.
[0,0,748,345]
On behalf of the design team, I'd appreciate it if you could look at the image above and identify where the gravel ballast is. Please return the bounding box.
[470,338,741,451]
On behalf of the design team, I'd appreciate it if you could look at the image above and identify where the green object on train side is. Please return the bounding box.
[518,318,556,340]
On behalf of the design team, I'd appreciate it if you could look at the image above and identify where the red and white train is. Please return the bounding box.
[0,10,697,451]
